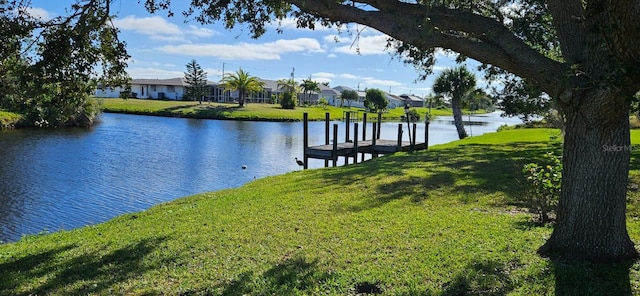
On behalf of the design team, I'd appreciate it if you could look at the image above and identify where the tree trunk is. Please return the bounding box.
[239,90,245,107]
[538,88,638,263]
[451,96,468,139]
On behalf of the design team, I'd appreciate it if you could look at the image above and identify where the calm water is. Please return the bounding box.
[0,112,521,243]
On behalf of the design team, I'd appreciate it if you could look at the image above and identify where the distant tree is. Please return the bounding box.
[497,79,552,124]
[464,88,494,111]
[341,89,358,109]
[433,66,477,139]
[318,97,328,109]
[220,68,264,107]
[184,59,208,103]
[299,77,320,105]
[364,89,388,113]
[277,78,298,109]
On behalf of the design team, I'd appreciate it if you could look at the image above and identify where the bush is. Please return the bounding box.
[406,109,420,121]
[280,92,296,109]
[319,98,328,109]
[522,152,562,223]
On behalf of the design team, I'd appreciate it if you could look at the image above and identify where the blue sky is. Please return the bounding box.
[28,1,485,97]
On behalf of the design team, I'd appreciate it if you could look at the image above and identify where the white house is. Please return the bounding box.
[95,78,190,100]
[95,77,415,110]
[400,94,426,107]
[136,78,187,100]
[318,84,340,105]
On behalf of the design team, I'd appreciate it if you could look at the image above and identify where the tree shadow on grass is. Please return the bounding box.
[551,259,634,296]
[0,236,167,295]
[189,105,243,119]
[323,142,560,212]
[439,259,520,296]
[182,255,335,295]
[437,258,633,296]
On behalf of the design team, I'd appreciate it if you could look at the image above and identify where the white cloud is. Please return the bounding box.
[333,34,390,55]
[157,38,324,60]
[324,34,351,44]
[327,53,337,58]
[362,77,404,88]
[115,15,183,36]
[114,15,218,42]
[186,25,218,38]
[25,7,53,20]
[313,72,336,79]
[126,67,184,79]
[339,73,359,80]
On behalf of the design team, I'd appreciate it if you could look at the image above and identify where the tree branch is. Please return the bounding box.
[547,0,587,63]
[288,0,567,95]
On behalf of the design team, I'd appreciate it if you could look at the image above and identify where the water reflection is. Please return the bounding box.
[0,112,521,243]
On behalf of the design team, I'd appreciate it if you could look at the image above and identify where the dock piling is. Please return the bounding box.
[303,113,309,169]
[332,124,338,167]
[361,113,368,162]
[302,111,429,170]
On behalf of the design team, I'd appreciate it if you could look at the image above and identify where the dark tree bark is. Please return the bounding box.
[538,88,638,262]
[451,97,468,139]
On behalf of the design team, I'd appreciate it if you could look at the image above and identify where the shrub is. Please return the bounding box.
[522,152,562,223]
[319,98,328,109]
[406,109,420,121]
[280,92,296,109]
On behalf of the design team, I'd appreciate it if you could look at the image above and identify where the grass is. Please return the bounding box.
[2,128,640,295]
[100,98,465,121]
[0,110,22,129]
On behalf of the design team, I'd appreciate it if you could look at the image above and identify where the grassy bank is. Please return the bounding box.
[2,128,640,295]
[0,110,22,129]
[100,98,462,121]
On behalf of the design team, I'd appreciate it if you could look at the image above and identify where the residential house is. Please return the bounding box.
[95,76,418,110]
[95,78,191,100]
[318,84,340,106]
[400,94,426,107]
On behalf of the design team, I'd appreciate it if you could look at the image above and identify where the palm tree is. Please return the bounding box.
[299,77,320,105]
[277,78,299,109]
[277,77,298,94]
[433,66,477,139]
[220,68,264,107]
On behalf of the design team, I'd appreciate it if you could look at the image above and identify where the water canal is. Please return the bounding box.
[0,112,522,243]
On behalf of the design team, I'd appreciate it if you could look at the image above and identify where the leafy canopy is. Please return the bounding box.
[364,88,388,113]
[0,0,130,127]
[221,68,265,107]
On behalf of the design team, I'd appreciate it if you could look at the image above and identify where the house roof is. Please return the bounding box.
[319,84,340,96]
[400,94,425,102]
[258,79,280,92]
[132,78,187,86]
[332,85,355,93]
[132,77,219,87]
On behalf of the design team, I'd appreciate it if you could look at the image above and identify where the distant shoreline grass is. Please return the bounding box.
[3,128,640,295]
[99,98,469,122]
[0,110,23,129]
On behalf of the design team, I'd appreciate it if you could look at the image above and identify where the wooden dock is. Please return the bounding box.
[302,112,429,169]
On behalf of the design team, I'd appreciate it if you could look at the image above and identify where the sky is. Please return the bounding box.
[28,1,485,97]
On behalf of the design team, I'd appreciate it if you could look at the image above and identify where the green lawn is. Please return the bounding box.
[100,98,464,121]
[2,128,640,295]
